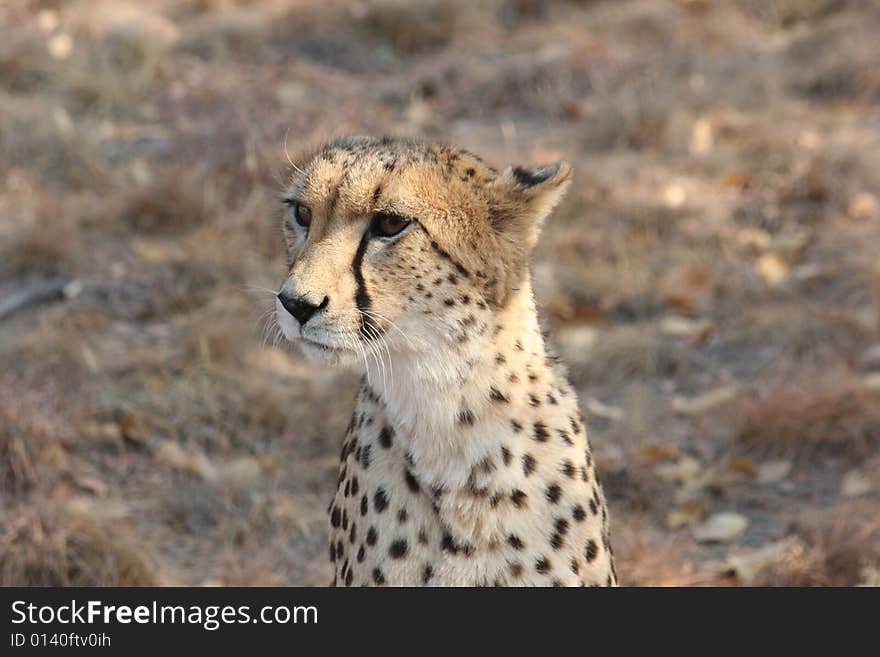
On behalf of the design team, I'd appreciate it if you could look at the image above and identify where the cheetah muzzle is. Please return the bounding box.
[274,136,617,587]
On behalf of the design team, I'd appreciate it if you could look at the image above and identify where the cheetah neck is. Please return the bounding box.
[372,280,578,496]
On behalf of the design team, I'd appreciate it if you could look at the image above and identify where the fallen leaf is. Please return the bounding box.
[848,192,878,221]
[666,500,705,529]
[722,538,803,584]
[655,456,702,484]
[672,385,739,415]
[659,315,716,342]
[154,440,217,481]
[48,33,73,59]
[728,457,757,478]
[217,457,264,487]
[693,512,749,543]
[636,443,679,465]
[756,459,792,485]
[756,253,789,286]
[690,117,713,156]
[721,171,753,191]
[662,183,687,209]
[841,469,872,498]
[74,476,109,497]
[585,397,623,421]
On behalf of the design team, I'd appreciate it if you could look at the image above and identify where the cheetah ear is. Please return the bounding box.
[484,161,571,305]
[489,161,572,250]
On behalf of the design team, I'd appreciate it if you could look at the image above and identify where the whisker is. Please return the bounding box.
[283,129,306,176]
[240,284,279,297]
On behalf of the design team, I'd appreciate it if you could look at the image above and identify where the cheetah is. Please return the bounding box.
[274,136,617,586]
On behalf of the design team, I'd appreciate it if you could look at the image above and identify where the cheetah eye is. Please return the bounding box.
[286,201,312,228]
[371,212,412,239]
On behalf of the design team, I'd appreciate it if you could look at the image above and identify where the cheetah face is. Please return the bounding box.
[275,136,570,366]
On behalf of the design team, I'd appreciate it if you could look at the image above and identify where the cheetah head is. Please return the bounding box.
[275,136,571,366]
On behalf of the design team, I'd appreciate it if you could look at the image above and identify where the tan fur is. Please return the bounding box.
[274,136,616,586]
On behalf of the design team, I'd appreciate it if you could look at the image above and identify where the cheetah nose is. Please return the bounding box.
[277,292,329,326]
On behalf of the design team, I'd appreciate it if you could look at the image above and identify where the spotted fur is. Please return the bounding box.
[275,136,617,587]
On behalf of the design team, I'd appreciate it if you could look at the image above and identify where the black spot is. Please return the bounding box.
[508,534,525,550]
[329,542,337,562]
[422,565,434,584]
[490,387,509,403]
[366,526,378,546]
[555,518,570,535]
[397,508,408,524]
[389,539,408,559]
[360,444,372,469]
[379,426,394,449]
[345,569,353,587]
[535,557,552,574]
[529,394,541,407]
[589,499,599,516]
[447,274,458,284]
[330,506,341,528]
[374,488,389,512]
[561,460,576,478]
[501,445,512,466]
[357,545,365,563]
[349,523,357,543]
[372,568,386,585]
[570,558,580,574]
[360,495,368,516]
[511,419,523,433]
[585,539,599,563]
[404,469,421,493]
[557,429,573,446]
[533,422,549,442]
[441,532,463,555]
[458,409,475,426]
[509,562,523,577]
[511,489,528,508]
[546,483,562,504]
[522,453,536,476]
[572,505,587,522]
[495,353,506,365]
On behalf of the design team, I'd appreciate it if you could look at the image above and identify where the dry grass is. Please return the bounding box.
[359,0,461,54]
[735,371,880,459]
[0,503,155,586]
[752,504,880,586]
[0,376,70,495]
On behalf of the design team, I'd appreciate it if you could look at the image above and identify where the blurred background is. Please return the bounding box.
[1,0,879,586]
